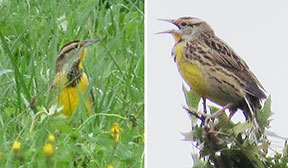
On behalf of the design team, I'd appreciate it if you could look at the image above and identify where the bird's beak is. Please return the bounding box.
[158,18,180,28]
[157,18,180,33]
[82,40,99,48]
[155,29,176,35]
[158,19,175,24]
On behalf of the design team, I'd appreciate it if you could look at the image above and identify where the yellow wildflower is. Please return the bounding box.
[0,151,2,159]
[43,143,54,158]
[110,122,121,134]
[110,122,122,143]
[115,133,120,143]
[12,140,21,152]
[48,134,55,144]
[107,164,115,168]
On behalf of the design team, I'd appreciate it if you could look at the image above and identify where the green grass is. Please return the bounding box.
[0,0,144,167]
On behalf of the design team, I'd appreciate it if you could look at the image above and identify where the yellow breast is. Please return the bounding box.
[54,72,92,119]
[174,42,209,97]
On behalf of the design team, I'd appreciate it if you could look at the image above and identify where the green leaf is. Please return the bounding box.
[215,114,235,133]
[220,148,265,168]
[257,95,272,130]
[232,122,253,136]
[193,154,214,168]
[183,85,201,109]
[208,106,220,114]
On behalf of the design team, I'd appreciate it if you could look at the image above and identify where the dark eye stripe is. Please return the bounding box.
[60,40,80,51]
[60,47,75,56]
[192,22,202,26]
[58,40,81,57]
[179,22,202,29]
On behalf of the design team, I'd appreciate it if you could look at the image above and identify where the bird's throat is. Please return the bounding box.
[66,60,83,87]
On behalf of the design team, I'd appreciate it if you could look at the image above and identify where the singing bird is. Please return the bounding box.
[160,17,266,120]
[51,40,98,119]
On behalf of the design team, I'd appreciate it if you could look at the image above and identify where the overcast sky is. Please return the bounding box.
[147,1,288,167]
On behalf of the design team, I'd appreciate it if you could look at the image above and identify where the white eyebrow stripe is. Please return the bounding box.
[59,42,78,56]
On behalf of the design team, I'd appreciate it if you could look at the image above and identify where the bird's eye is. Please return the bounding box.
[181,22,187,27]
[74,44,80,50]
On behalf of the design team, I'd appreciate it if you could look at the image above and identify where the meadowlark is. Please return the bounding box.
[160,17,266,120]
[51,40,98,119]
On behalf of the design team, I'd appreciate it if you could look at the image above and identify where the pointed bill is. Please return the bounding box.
[82,40,99,48]
[157,19,180,32]
[158,18,180,28]
[157,18,175,24]
[155,29,176,35]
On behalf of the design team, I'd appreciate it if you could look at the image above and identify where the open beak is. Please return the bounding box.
[156,19,179,35]
[82,40,99,48]
[155,29,176,35]
[158,18,180,28]
[158,19,175,24]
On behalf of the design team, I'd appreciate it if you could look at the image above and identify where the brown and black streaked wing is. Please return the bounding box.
[203,37,266,100]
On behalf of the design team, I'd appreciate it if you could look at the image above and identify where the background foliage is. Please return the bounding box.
[0,0,144,167]
[183,87,287,168]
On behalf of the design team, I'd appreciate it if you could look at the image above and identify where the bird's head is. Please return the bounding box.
[170,17,204,30]
[56,40,98,73]
[158,17,213,41]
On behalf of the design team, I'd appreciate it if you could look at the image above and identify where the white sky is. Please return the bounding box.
[146,1,288,167]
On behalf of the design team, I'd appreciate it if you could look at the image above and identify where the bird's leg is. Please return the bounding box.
[212,103,232,120]
[204,103,232,131]
[202,98,207,114]
[200,98,207,126]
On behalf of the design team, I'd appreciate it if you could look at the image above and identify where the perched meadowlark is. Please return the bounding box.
[51,40,98,119]
[160,17,266,120]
